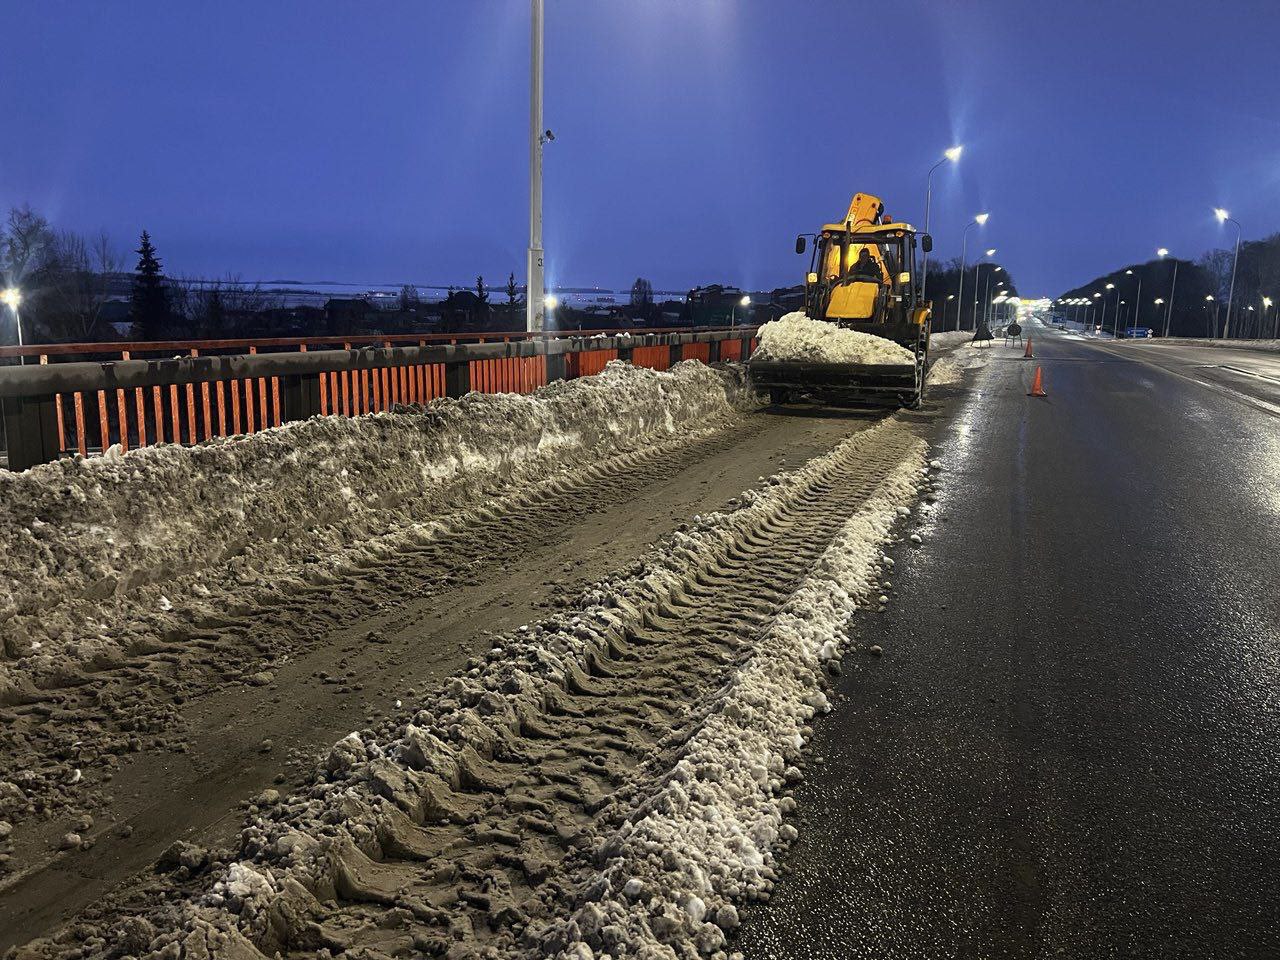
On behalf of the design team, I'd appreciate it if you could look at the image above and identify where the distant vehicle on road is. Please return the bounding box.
[1121,326,1154,339]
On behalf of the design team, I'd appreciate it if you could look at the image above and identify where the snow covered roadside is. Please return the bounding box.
[1148,337,1280,353]
[0,361,757,664]
[926,332,995,386]
[529,437,926,958]
[753,312,915,365]
[13,421,928,960]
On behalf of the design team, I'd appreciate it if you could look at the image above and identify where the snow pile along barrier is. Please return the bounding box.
[0,361,756,660]
[752,311,915,365]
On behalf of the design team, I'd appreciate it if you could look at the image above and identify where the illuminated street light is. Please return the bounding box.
[921,145,963,299]
[2,287,23,358]
[544,294,558,309]
[956,213,989,332]
[977,247,999,330]
[1120,269,1143,336]
[732,294,751,327]
[1214,208,1242,337]
[1265,296,1276,338]
[1157,247,1179,337]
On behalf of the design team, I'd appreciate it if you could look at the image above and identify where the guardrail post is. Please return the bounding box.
[707,339,721,363]
[545,352,567,382]
[280,372,323,423]
[2,394,61,471]
[445,359,470,398]
[669,342,683,367]
[616,339,633,364]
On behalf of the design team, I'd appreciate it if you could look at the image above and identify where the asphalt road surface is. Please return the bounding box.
[740,327,1280,958]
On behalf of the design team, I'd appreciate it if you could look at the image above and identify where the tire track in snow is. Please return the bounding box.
[13,419,925,960]
[0,412,770,829]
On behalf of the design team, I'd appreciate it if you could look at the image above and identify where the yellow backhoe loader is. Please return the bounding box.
[749,193,932,407]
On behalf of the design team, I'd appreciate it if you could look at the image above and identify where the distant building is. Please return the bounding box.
[686,284,747,327]
[324,297,374,328]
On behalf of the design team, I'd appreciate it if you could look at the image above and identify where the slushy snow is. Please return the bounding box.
[753,311,915,365]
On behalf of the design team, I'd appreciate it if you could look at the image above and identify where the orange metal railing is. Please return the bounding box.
[1,328,758,467]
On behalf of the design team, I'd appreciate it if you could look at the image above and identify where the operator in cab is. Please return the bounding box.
[851,247,881,282]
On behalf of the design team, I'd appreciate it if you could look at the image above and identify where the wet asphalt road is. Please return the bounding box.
[739,328,1280,958]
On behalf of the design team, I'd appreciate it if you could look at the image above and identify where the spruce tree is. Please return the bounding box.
[130,230,170,339]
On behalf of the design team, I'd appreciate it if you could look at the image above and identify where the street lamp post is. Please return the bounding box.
[921,145,961,301]
[1214,208,1242,338]
[1265,295,1275,338]
[1158,248,1178,337]
[978,249,996,331]
[945,294,955,330]
[1125,268,1142,336]
[527,0,547,333]
[955,213,988,332]
[1102,283,1115,337]
[732,294,750,327]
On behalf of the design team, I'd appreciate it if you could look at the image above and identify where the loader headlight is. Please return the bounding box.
[806,272,818,284]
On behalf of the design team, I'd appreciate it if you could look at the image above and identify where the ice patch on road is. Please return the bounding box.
[753,311,915,365]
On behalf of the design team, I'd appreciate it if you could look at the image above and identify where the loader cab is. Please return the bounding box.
[800,225,925,329]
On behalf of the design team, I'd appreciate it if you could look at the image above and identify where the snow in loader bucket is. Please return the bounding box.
[746,310,926,406]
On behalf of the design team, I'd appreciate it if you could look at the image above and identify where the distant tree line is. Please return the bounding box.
[1058,232,1280,338]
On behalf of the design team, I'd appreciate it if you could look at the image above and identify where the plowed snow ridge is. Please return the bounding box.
[0,361,754,664]
[15,418,927,960]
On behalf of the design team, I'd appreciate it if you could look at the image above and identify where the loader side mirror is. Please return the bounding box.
[795,235,807,255]
[921,233,933,253]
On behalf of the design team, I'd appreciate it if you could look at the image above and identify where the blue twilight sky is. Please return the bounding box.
[3,0,1279,296]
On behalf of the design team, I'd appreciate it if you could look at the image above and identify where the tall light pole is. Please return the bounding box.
[527,0,547,333]
[921,145,961,301]
[977,249,996,330]
[1102,283,1116,337]
[1214,208,1242,338]
[2,288,22,363]
[1124,268,1142,336]
[1265,295,1275,338]
[1158,248,1178,337]
[955,213,988,332]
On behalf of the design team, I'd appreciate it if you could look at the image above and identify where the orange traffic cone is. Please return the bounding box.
[1024,337,1034,359]
[1028,366,1047,397]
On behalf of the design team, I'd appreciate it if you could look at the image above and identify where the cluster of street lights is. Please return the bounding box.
[1057,207,1272,340]
[921,145,997,332]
